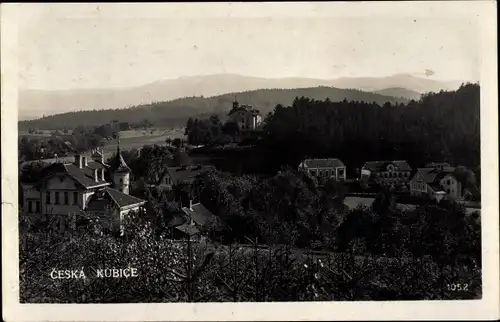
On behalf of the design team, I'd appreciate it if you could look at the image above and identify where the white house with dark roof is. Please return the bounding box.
[360,160,412,188]
[409,165,462,201]
[298,158,347,181]
[20,145,146,233]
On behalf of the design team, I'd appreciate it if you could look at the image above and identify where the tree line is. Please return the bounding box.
[18,87,407,130]
[259,83,480,177]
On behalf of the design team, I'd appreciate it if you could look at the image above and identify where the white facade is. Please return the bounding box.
[113,171,130,195]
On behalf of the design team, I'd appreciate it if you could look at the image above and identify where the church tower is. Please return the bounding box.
[110,138,131,195]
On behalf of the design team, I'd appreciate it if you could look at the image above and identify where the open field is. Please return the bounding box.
[101,128,185,155]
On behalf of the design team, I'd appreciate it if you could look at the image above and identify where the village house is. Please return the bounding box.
[20,146,146,233]
[227,100,262,131]
[409,163,463,202]
[156,164,215,189]
[360,160,412,188]
[167,200,221,241]
[298,158,347,181]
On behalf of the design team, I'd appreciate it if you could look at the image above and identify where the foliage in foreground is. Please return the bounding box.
[19,205,481,303]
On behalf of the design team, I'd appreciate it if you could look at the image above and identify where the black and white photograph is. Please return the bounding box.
[1,2,498,321]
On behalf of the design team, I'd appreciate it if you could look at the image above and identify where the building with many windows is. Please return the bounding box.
[20,146,146,233]
[360,160,412,188]
[298,158,347,181]
[227,100,262,131]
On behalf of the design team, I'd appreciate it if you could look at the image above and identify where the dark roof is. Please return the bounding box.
[86,187,145,210]
[301,158,345,168]
[181,203,218,227]
[362,160,412,172]
[228,106,261,116]
[109,147,131,173]
[166,165,215,183]
[29,161,109,188]
[174,223,200,236]
[416,167,456,184]
[91,149,104,159]
[167,213,188,227]
[103,187,146,208]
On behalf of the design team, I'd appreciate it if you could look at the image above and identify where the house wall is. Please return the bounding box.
[439,174,462,199]
[304,166,347,180]
[410,173,428,196]
[43,175,82,215]
[113,172,130,194]
[22,184,41,215]
[365,165,411,187]
[229,110,261,130]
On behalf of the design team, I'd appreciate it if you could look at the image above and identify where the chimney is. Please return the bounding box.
[93,169,99,182]
[100,168,105,181]
[74,154,83,168]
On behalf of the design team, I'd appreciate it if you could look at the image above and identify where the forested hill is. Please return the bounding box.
[261,83,480,172]
[19,86,405,130]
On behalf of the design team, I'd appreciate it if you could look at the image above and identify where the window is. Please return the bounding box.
[35,201,40,213]
[319,170,324,177]
[46,192,51,204]
[55,192,60,205]
[73,192,78,205]
[310,169,316,176]
[120,178,123,183]
[64,192,69,205]
[28,201,33,213]
[324,170,329,177]
[447,179,451,185]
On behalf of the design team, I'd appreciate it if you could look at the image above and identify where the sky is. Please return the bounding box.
[14,3,481,90]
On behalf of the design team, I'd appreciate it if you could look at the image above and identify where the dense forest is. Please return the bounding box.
[18,87,405,130]
[187,83,480,178]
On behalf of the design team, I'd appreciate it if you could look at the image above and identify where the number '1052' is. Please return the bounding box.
[446,283,469,291]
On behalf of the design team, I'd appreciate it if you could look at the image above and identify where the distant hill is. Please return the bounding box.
[19,86,407,130]
[18,73,462,120]
[372,87,422,101]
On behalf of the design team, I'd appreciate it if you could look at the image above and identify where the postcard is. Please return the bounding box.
[2,2,498,321]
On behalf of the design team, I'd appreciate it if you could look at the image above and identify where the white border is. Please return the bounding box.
[2,2,498,321]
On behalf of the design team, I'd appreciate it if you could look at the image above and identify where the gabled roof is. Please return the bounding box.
[181,203,218,227]
[91,149,104,159]
[86,187,146,210]
[103,187,146,208]
[27,161,110,188]
[64,162,109,188]
[167,213,188,227]
[166,165,215,183]
[300,158,345,168]
[362,160,412,172]
[416,167,456,184]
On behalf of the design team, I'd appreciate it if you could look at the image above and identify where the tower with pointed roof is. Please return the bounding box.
[109,137,131,195]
